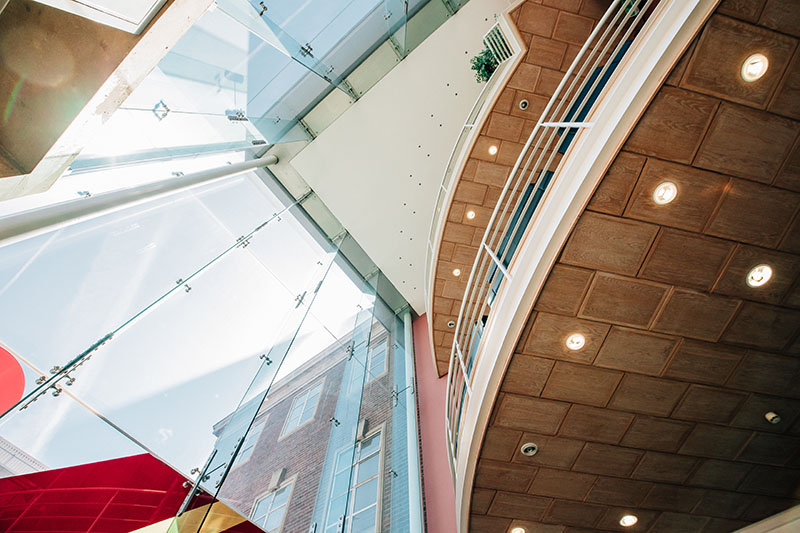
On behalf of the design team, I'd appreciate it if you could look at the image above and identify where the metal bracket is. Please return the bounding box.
[259,354,272,365]
[295,291,307,308]
[391,385,413,407]
[329,417,341,427]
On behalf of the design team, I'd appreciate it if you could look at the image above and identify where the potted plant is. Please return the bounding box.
[470,47,498,83]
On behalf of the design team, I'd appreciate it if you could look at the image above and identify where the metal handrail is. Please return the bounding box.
[445,0,656,469]
[424,23,517,307]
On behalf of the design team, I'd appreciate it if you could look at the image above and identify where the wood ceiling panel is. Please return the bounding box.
[471,488,495,515]
[620,416,694,453]
[678,424,753,459]
[774,136,800,192]
[475,459,537,492]
[671,385,748,423]
[713,244,800,304]
[687,459,753,489]
[759,0,800,37]
[624,87,718,164]
[651,289,741,341]
[640,484,706,513]
[468,514,510,532]
[769,48,800,120]
[534,264,594,316]
[572,443,643,477]
[780,212,800,254]
[500,353,554,396]
[523,312,610,363]
[739,465,800,496]
[608,374,687,417]
[541,361,623,407]
[731,394,800,434]
[720,302,800,350]
[580,274,669,328]
[717,0,766,23]
[647,511,708,532]
[696,489,755,519]
[625,159,729,232]
[512,432,585,469]
[543,500,605,528]
[558,404,634,444]
[662,340,745,386]
[560,212,658,276]
[487,491,551,521]
[738,433,800,465]
[598,507,662,532]
[585,477,652,507]
[681,15,796,108]
[586,151,644,216]
[694,103,800,183]
[704,177,800,247]
[593,327,678,376]
[527,468,596,500]
[494,393,570,434]
[726,350,800,396]
[481,427,523,461]
[639,229,734,290]
[631,451,699,484]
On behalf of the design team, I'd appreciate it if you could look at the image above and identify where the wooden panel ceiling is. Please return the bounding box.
[469,3,800,532]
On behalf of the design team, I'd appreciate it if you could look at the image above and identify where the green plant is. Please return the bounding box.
[470,48,498,83]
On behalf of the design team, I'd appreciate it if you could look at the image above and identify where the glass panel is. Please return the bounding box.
[351,506,377,533]
[356,453,379,484]
[352,478,377,513]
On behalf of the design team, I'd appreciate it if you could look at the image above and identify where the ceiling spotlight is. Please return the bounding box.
[488,145,498,155]
[620,515,638,527]
[452,268,461,277]
[565,333,585,351]
[510,528,526,533]
[741,53,768,82]
[765,411,781,424]
[466,210,476,220]
[652,181,677,205]
[746,264,772,287]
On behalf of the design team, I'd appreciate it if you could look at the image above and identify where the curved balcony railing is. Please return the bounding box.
[424,22,519,312]
[445,0,657,471]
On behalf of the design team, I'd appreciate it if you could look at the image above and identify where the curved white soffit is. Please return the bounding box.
[453,1,720,531]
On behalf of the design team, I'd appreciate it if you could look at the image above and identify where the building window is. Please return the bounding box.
[366,341,387,381]
[327,429,383,533]
[252,481,293,533]
[232,418,266,466]
[280,382,323,437]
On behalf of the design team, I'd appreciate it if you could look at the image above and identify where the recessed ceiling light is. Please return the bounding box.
[741,53,768,82]
[488,145,498,155]
[510,528,526,533]
[652,181,677,205]
[466,210,476,220]
[565,333,585,351]
[620,515,638,527]
[452,268,461,277]
[746,264,772,287]
[765,411,781,424]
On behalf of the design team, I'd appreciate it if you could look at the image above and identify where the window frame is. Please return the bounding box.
[250,475,297,533]
[278,380,325,439]
[231,415,268,469]
[324,424,385,533]
[365,339,388,383]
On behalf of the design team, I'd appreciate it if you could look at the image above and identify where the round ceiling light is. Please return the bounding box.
[746,264,772,287]
[652,181,677,205]
[466,210,476,220]
[619,515,638,527]
[741,53,769,82]
[488,145,498,155]
[510,528,526,533]
[565,333,586,351]
[452,268,461,277]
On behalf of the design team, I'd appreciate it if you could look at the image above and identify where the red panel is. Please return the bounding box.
[0,344,24,413]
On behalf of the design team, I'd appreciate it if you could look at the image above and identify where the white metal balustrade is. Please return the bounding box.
[444,0,657,474]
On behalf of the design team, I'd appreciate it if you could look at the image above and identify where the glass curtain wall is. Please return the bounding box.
[0,169,421,532]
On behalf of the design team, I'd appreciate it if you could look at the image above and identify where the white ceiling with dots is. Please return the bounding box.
[292,0,515,313]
